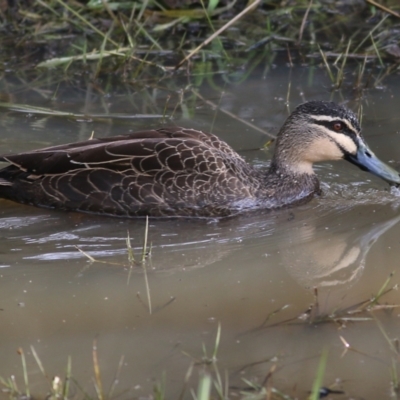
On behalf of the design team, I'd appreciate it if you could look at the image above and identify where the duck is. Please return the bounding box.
[0,101,399,218]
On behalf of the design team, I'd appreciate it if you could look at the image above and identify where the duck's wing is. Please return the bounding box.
[0,127,257,217]
[0,127,243,175]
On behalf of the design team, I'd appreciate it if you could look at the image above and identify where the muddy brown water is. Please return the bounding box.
[1,65,400,399]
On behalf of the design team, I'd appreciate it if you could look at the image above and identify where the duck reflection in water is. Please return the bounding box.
[278,208,400,290]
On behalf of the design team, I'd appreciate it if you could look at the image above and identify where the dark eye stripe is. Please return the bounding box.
[311,119,358,138]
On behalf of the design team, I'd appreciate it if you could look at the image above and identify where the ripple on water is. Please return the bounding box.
[318,180,400,212]
[1,177,400,267]
[0,215,52,229]
[390,185,400,197]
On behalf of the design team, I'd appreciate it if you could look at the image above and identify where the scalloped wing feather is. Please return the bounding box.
[0,127,261,216]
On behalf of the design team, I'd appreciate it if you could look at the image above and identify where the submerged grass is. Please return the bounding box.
[0,0,399,90]
[1,271,400,400]
[254,272,400,329]
[77,220,176,315]
[1,1,399,130]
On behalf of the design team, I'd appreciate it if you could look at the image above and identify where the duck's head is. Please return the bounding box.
[272,100,400,186]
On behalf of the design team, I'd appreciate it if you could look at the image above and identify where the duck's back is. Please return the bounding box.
[0,127,262,217]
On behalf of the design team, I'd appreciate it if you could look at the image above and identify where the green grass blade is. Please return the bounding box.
[310,349,328,400]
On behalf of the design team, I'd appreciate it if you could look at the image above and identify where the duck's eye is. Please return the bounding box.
[333,122,343,132]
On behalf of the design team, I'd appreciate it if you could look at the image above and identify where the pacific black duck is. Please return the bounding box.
[0,101,399,218]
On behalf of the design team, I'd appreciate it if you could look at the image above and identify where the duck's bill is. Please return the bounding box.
[345,139,400,186]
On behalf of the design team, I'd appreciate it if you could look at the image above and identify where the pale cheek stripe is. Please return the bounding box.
[327,132,358,155]
[309,124,358,155]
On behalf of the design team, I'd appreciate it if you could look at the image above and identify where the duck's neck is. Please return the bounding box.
[260,161,321,208]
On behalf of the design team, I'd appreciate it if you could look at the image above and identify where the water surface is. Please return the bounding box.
[1,65,400,399]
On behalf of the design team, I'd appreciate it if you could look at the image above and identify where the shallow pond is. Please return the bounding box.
[1,64,400,399]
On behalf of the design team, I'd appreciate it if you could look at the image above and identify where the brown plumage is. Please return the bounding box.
[0,101,399,218]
